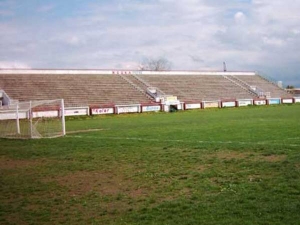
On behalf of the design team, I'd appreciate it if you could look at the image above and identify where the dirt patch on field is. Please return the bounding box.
[3,213,28,225]
[212,151,252,160]
[260,154,286,162]
[209,151,286,163]
[0,157,46,170]
[53,170,151,198]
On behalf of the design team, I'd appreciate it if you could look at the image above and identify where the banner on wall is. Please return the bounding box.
[268,99,281,105]
[294,98,300,103]
[254,100,266,105]
[91,108,114,115]
[203,101,219,108]
[222,101,236,107]
[142,105,161,112]
[33,110,58,118]
[65,108,89,116]
[117,106,140,114]
[185,103,201,109]
[0,111,27,120]
[165,96,177,102]
[282,99,293,104]
[237,99,253,107]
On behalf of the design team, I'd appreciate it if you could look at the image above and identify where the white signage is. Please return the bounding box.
[185,103,201,109]
[165,100,180,106]
[92,108,114,115]
[222,102,236,107]
[0,112,27,120]
[142,105,161,112]
[268,99,281,105]
[238,100,253,107]
[33,110,58,118]
[65,108,88,116]
[118,106,139,114]
[203,102,219,108]
[254,100,266,105]
[294,98,300,103]
[282,99,293,104]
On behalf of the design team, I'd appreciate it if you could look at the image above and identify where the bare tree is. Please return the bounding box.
[286,85,295,94]
[286,85,295,89]
[140,57,172,71]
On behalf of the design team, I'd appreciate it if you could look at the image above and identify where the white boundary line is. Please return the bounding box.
[66,135,300,147]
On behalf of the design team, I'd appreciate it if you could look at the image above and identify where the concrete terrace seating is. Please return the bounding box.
[0,72,292,107]
[0,74,152,107]
[137,75,254,101]
[235,75,293,98]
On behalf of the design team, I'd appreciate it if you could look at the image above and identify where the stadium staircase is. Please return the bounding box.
[223,75,260,98]
[120,74,175,102]
[137,75,254,101]
[131,74,167,96]
[257,73,292,95]
[235,74,293,98]
[118,74,155,102]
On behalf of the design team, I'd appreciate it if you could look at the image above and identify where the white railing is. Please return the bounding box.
[118,74,153,101]
[223,75,257,96]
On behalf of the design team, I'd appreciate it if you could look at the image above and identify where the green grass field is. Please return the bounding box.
[1,104,300,225]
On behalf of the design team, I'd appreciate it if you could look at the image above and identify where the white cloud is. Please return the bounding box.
[68,36,81,46]
[262,37,285,47]
[0,61,31,69]
[291,29,300,35]
[234,12,246,24]
[0,0,300,86]
[37,5,55,13]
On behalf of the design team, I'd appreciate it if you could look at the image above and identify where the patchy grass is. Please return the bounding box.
[1,104,300,224]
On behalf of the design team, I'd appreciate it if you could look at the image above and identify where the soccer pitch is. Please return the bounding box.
[1,104,300,224]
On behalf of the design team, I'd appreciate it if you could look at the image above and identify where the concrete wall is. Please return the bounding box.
[0,69,256,76]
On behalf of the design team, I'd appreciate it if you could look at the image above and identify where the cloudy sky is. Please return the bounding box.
[0,0,299,86]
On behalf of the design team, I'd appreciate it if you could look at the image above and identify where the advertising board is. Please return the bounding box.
[294,98,300,103]
[185,103,201,109]
[268,99,281,105]
[254,100,266,105]
[142,105,161,112]
[33,110,58,118]
[65,108,89,116]
[117,106,139,114]
[0,111,27,120]
[203,101,219,108]
[91,108,114,115]
[222,102,236,108]
[282,99,293,104]
[237,100,253,107]
[164,96,177,102]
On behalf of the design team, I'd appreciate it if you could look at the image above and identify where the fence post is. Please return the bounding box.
[16,102,20,134]
[61,99,66,135]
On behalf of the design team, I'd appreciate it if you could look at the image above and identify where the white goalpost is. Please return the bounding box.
[0,99,66,139]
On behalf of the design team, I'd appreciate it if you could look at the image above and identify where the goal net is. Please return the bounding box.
[0,99,66,139]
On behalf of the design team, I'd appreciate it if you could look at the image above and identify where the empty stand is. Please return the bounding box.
[0,74,152,107]
[137,75,254,101]
[234,75,292,98]
[0,72,292,107]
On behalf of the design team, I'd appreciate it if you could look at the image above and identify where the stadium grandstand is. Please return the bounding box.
[0,69,296,116]
[286,88,300,97]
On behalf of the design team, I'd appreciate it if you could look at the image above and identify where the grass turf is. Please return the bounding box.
[1,104,300,224]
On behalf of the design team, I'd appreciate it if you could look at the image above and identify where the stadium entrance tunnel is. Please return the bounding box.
[170,105,178,112]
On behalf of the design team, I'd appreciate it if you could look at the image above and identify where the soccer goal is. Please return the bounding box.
[0,99,66,139]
